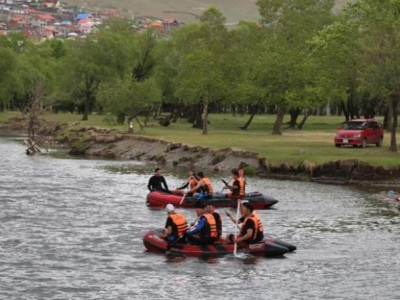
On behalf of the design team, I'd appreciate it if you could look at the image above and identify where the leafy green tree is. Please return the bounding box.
[59,25,135,120]
[172,7,229,134]
[97,76,161,132]
[94,24,164,129]
[174,42,226,134]
[345,0,400,151]
[0,47,18,111]
[256,0,335,134]
[222,21,269,129]
[311,13,367,121]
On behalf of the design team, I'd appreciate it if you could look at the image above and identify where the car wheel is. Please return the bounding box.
[335,144,341,147]
[361,139,367,148]
[376,137,383,147]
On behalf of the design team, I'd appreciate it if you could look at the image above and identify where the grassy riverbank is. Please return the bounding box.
[1,111,400,167]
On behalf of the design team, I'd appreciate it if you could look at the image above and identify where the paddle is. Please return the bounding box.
[166,234,184,251]
[179,193,186,206]
[232,201,253,259]
[233,199,241,257]
[220,178,230,193]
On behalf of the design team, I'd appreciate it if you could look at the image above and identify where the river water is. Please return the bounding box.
[0,135,399,300]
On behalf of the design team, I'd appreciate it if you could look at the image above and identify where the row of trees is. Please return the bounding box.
[1,0,400,150]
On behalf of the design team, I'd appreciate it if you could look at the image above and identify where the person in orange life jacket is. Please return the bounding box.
[159,204,188,244]
[185,201,218,245]
[190,172,214,200]
[205,202,222,239]
[226,201,263,244]
[223,170,245,200]
[172,170,199,196]
[226,200,264,242]
[238,168,246,186]
[147,168,169,193]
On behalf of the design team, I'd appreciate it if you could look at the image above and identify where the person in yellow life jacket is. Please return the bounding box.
[186,201,218,245]
[159,204,188,245]
[223,170,245,200]
[190,172,214,200]
[226,201,264,244]
[172,170,199,196]
[205,202,222,239]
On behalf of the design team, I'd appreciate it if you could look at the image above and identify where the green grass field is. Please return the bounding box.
[1,110,399,167]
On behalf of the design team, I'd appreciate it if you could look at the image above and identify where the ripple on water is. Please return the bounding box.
[1,137,399,300]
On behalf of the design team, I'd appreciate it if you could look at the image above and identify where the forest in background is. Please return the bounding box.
[1,0,400,153]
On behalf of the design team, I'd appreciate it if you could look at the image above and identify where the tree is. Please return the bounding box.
[174,43,226,134]
[256,0,335,134]
[0,47,18,111]
[97,76,161,132]
[60,24,135,120]
[346,0,400,152]
[222,21,269,129]
[172,7,229,134]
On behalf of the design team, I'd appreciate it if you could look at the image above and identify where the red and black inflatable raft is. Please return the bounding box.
[146,191,278,209]
[143,229,296,258]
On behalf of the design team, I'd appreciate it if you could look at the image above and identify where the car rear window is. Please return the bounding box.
[342,121,366,130]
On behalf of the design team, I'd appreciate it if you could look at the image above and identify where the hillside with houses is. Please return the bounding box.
[0,0,181,41]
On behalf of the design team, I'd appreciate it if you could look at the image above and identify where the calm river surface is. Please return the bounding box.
[0,135,399,300]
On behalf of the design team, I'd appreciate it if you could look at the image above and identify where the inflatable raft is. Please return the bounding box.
[143,229,296,258]
[146,191,278,209]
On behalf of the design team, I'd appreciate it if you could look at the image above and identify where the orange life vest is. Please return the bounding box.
[169,213,188,237]
[189,177,198,189]
[240,215,259,242]
[238,177,245,197]
[201,177,214,194]
[202,213,218,239]
[252,211,264,233]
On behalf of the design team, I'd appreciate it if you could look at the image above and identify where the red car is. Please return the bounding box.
[334,119,384,148]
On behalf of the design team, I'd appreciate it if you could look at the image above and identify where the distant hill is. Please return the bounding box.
[66,0,351,24]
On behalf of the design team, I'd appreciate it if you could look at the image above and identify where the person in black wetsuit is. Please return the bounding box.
[147,168,169,193]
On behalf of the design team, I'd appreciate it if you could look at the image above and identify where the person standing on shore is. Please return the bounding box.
[147,168,169,193]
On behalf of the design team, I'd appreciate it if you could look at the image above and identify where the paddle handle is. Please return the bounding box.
[233,200,241,256]
[179,193,186,205]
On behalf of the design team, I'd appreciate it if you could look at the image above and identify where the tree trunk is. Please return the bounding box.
[239,104,258,130]
[297,108,310,130]
[188,104,203,129]
[389,94,399,152]
[288,108,300,128]
[202,101,208,135]
[171,107,183,123]
[239,113,255,130]
[341,100,349,121]
[384,105,392,131]
[82,97,89,121]
[272,105,285,135]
